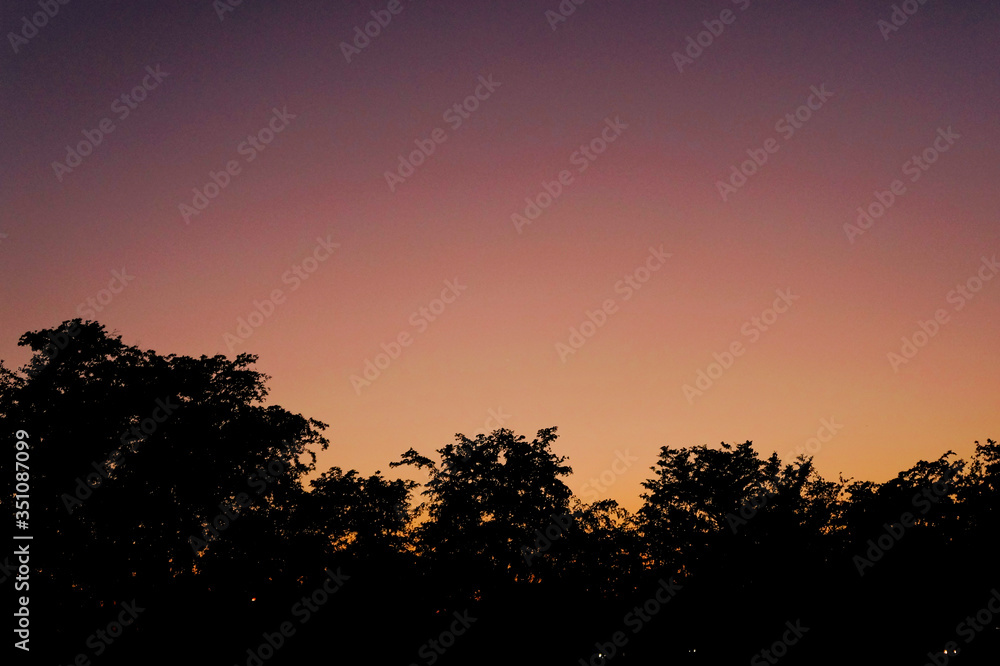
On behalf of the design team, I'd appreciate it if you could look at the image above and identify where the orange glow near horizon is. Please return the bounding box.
[2,1,998,514]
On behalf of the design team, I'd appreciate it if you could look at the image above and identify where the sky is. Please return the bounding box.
[2,0,998,511]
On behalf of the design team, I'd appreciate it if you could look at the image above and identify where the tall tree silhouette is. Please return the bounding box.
[2,320,996,665]
[2,320,329,663]
[391,427,572,589]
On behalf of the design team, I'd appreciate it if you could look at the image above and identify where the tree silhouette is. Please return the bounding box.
[3,320,333,662]
[391,427,572,585]
[2,319,996,665]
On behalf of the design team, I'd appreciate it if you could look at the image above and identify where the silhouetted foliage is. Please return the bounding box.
[2,320,997,665]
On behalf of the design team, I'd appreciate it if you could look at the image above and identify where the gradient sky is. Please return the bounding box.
[2,0,998,511]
